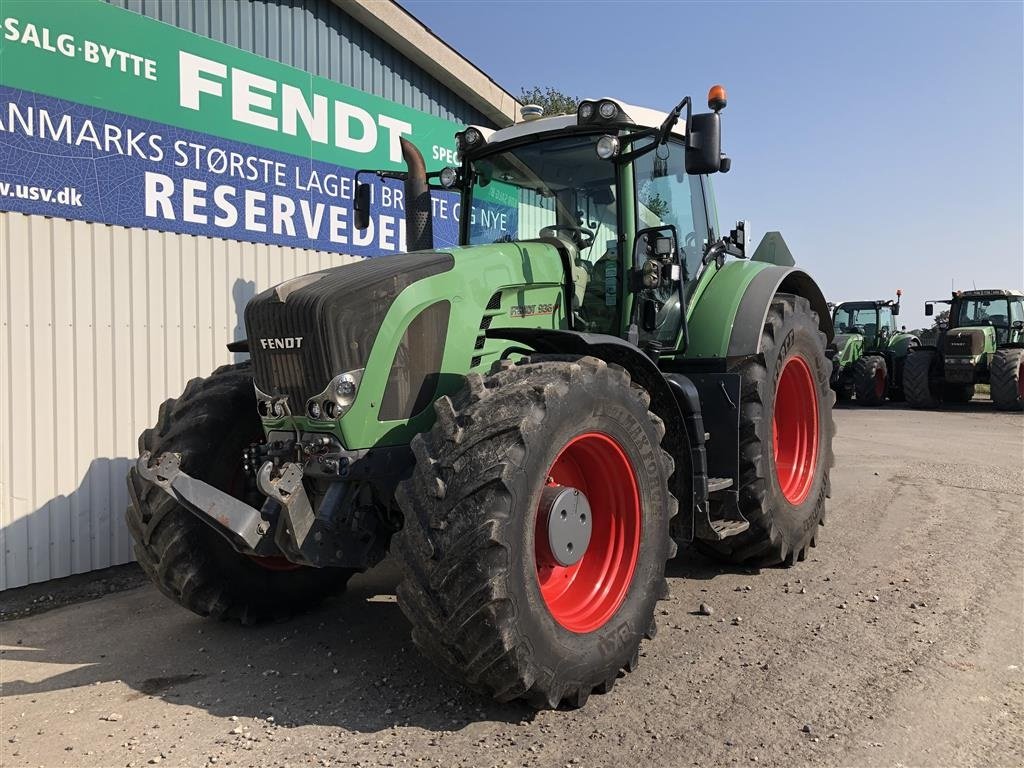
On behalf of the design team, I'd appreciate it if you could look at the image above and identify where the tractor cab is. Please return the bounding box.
[445,92,746,354]
[832,299,899,348]
[927,290,1024,346]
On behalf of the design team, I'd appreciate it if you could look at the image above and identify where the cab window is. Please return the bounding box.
[632,138,710,283]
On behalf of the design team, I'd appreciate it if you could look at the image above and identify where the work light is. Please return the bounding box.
[596,135,620,160]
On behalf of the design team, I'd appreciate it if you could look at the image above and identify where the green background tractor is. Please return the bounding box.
[127,87,837,708]
[827,291,920,405]
[904,289,1024,410]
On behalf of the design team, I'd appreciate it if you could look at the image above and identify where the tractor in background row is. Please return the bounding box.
[904,289,1024,410]
[127,86,836,708]
[827,290,919,405]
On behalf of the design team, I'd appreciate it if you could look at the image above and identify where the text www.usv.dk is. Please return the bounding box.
[0,183,83,207]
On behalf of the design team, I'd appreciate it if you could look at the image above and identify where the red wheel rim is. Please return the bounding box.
[535,432,641,633]
[874,367,886,399]
[772,355,820,505]
[1018,361,1024,399]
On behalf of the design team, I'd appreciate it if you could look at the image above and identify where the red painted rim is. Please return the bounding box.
[772,355,820,505]
[535,432,641,633]
[1018,361,1024,399]
[874,367,886,399]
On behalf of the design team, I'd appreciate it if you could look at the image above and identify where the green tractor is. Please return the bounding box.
[827,290,920,405]
[904,289,1024,410]
[128,87,836,708]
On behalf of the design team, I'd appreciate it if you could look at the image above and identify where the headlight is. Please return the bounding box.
[439,166,459,189]
[578,102,594,121]
[598,100,618,119]
[306,369,364,421]
[463,127,482,146]
[596,135,620,160]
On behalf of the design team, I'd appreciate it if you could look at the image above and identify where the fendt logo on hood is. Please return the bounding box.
[259,337,304,350]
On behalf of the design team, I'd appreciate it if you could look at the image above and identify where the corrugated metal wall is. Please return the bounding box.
[104,0,492,125]
[0,0,493,589]
[0,212,359,589]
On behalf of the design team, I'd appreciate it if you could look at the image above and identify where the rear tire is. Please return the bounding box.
[991,348,1024,410]
[126,363,353,624]
[393,355,676,708]
[903,349,941,408]
[853,355,888,406]
[698,294,835,567]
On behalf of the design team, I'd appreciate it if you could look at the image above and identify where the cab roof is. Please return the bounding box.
[469,98,684,148]
[956,289,1024,298]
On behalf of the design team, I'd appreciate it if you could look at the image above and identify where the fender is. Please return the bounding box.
[684,261,833,361]
[726,266,833,358]
[486,327,698,537]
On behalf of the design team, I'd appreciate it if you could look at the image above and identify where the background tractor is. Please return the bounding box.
[827,291,920,405]
[127,87,836,708]
[904,289,1024,410]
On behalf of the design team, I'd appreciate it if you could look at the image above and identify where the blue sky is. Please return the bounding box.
[403,0,1023,330]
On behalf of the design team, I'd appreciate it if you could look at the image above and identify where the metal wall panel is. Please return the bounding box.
[0,211,359,589]
[104,0,492,126]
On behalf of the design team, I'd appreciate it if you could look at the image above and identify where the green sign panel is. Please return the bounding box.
[0,0,461,171]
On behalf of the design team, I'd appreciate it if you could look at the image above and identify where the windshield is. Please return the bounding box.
[468,134,617,261]
[468,134,621,332]
[955,298,1012,328]
[834,306,881,338]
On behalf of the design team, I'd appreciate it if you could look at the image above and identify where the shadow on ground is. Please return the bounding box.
[1,561,533,733]
[0,545,755,733]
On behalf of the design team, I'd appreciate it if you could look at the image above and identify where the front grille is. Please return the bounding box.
[944,329,984,357]
[246,253,454,409]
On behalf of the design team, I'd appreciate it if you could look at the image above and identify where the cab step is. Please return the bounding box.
[706,517,750,539]
[707,477,733,494]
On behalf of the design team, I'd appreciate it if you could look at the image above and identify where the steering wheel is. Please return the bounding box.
[541,224,595,250]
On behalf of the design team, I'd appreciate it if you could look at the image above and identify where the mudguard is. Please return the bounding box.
[684,260,833,361]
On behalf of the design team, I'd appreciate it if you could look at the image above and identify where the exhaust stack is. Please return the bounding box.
[400,137,434,252]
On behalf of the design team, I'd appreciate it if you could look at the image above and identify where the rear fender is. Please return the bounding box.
[684,261,833,361]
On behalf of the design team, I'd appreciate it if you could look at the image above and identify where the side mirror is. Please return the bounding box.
[354,182,371,230]
[685,112,724,175]
[924,302,934,317]
[893,304,900,316]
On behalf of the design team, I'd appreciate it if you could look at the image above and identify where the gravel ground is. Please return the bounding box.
[2,402,1022,768]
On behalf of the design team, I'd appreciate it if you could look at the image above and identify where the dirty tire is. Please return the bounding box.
[991,348,1024,411]
[853,355,888,406]
[393,355,676,708]
[126,362,352,624]
[942,382,975,404]
[698,294,835,567]
[903,349,942,408]
[830,361,853,403]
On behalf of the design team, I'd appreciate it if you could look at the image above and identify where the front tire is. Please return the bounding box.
[853,355,888,406]
[991,348,1024,410]
[903,349,942,408]
[393,356,676,708]
[126,363,353,624]
[700,294,835,567]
